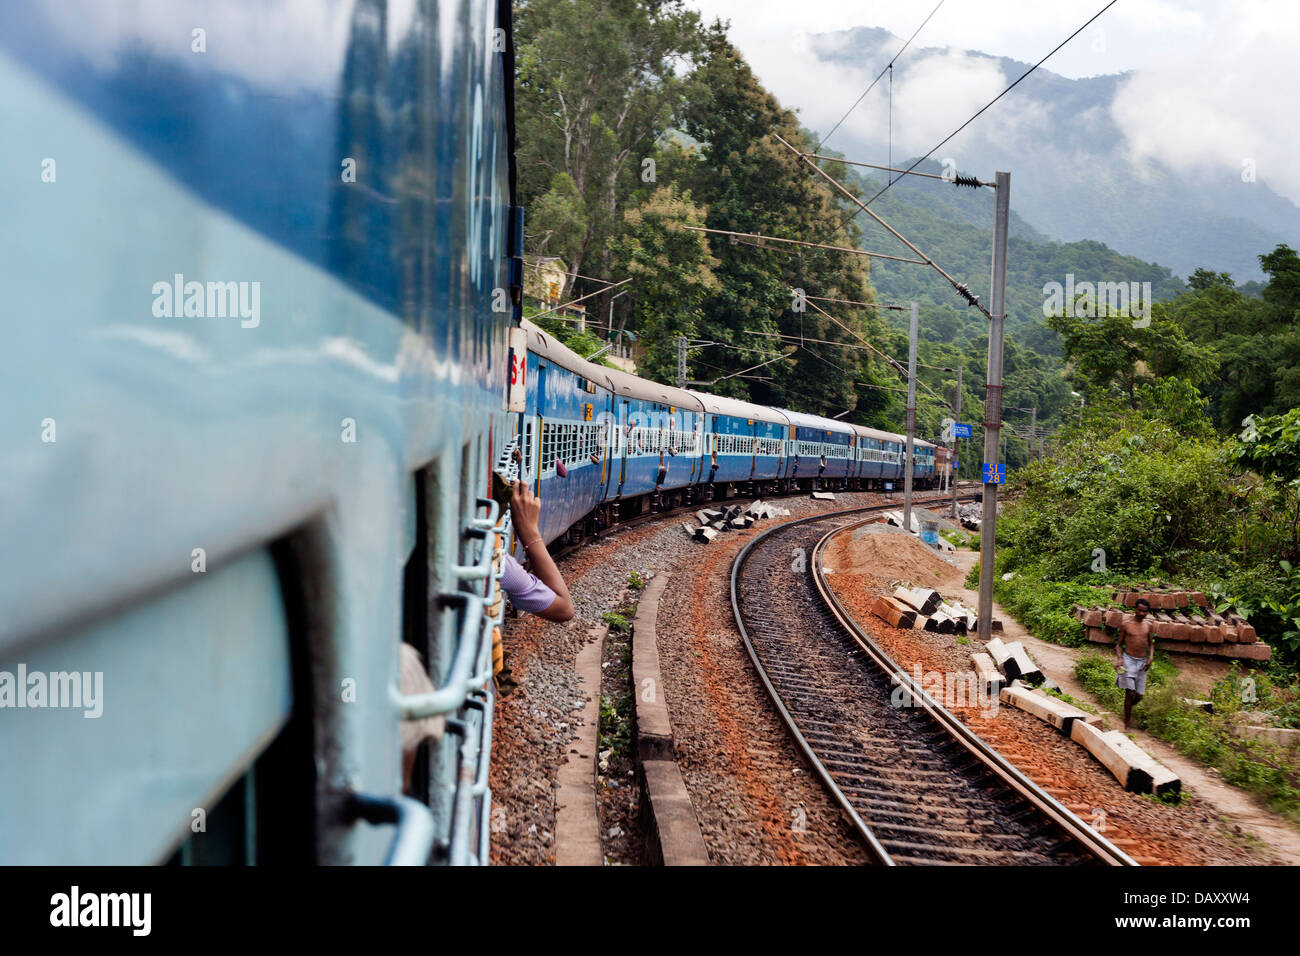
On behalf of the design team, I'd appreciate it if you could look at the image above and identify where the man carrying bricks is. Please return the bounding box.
[1114,598,1155,729]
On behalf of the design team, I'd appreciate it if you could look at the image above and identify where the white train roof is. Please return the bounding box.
[520,318,705,413]
[777,408,857,437]
[601,364,705,412]
[851,424,904,444]
[688,390,790,426]
[519,318,618,392]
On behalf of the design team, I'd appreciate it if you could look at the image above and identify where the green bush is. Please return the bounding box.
[602,611,630,633]
[1000,415,1234,582]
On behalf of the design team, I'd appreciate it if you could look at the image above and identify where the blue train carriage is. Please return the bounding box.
[690,392,791,496]
[878,431,907,488]
[850,424,901,490]
[600,366,706,515]
[0,0,519,865]
[778,409,857,489]
[913,438,938,488]
[517,319,619,545]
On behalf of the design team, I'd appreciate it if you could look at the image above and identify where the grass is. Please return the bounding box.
[602,611,630,634]
[598,692,634,763]
[940,528,978,550]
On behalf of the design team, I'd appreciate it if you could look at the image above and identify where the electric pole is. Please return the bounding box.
[676,335,687,389]
[977,171,1010,645]
[903,301,917,534]
[950,364,962,518]
[1030,406,1038,462]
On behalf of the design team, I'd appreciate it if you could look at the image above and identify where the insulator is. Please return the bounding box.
[953,173,982,189]
[955,283,981,308]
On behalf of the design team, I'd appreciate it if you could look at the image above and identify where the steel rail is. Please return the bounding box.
[730,504,1138,866]
[810,515,1137,866]
[729,501,949,864]
[548,484,972,563]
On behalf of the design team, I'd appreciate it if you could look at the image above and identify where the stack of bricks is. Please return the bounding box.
[1073,585,1269,662]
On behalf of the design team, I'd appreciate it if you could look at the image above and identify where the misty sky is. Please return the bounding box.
[685,0,1300,206]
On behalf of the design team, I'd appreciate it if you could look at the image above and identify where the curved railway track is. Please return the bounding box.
[731,506,1138,866]
[550,484,977,562]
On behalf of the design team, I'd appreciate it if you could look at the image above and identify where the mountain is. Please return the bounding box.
[832,156,1186,357]
[810,26,1300,282]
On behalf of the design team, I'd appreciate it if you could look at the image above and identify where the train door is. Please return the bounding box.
[598,392,616,501]
[533,363,548,495]
[617,400,629,495]
[748,419,758,480]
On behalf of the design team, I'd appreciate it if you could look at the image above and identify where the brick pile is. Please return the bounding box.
[1073,585,1269,662]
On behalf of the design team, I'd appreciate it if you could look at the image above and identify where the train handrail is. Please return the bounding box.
[346,793,437,866]
[454,498,501,581]
[394,592,486,718]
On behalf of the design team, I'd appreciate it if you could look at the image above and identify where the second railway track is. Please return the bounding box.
[731,505,1137,866]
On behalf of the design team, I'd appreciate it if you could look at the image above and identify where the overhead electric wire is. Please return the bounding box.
[682,225,925,265]
[816,0,947,151]
[528,277,632,320]
[805,154,992,188]
[859,0,1121,211]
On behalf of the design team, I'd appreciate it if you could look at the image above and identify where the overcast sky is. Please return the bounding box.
[685,0,1300,205]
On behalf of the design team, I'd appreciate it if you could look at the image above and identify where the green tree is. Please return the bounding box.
[610,185,719,382]
[514,0,703,294]
[528,173,588,267]
[1047,304,1218,408]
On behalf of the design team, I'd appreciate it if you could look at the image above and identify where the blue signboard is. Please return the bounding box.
[983,463,1006,484]
[953,423,972,439]
[952,460,958,471]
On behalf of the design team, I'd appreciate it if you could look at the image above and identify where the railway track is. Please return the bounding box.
[550,484,976,562]
[730,506,1137,866]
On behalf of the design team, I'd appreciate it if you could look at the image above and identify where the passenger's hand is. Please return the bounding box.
[511,480,541,540]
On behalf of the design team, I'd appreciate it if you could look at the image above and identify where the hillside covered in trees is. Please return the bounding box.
[514,0,1296,471]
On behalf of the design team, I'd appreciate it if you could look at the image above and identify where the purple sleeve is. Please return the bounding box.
[500,553,558,614]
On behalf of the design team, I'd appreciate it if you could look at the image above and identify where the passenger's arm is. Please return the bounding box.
[510,481,575,622]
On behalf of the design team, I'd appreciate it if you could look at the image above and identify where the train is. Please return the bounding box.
[0,0,520,866]
[0,0,939,866]
[517,318,937,547]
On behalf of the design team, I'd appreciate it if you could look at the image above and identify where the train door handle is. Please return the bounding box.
[454,499,503,581]
[395,592,487,718]
[345,792,437,866]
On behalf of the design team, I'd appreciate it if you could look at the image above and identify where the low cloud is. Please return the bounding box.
[1110,0,1300,204]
